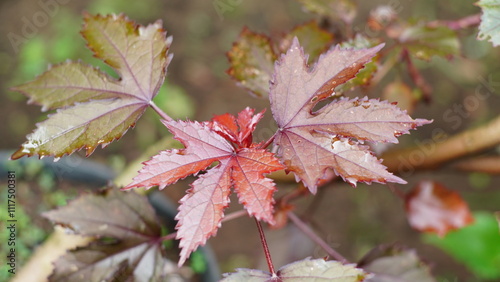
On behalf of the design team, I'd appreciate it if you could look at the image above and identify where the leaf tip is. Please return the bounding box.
[10,148,27,160]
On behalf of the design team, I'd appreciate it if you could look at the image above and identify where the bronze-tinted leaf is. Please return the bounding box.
[405,180,474,236]
[11,14,172,159]
[226,28,277,98]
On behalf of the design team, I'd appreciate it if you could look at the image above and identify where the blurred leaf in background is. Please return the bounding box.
[424,212,500,280]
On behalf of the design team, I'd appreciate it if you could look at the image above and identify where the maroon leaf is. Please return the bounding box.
[270,38,431,193]
[43,189,174,281]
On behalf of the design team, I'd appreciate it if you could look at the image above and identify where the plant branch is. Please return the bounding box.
[287,211,348,263]
[402,49,432,103]
[427,13,481,30]
[382,114,500,171]
[260,130,278,149]
[223,209,248,222]
[255,219,276,276]
[150,100,173,122]
[453,155,500,174]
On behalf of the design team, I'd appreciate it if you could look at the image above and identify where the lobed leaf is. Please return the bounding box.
[227,23,334,99]
[43,189,173,281]
[279,21,333,64]
[270,38,431,192]
[405,180,474,237]
[398,24,460,61]
[226,28,277,98]
[81,13,171,100]
[11,13,172,159]
[125,109,284,266]
[477,0,500,47]
[222,258,370,281]
[125,120,232,189]
[337,35,382,93]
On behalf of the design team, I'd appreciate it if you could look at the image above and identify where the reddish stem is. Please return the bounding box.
[260,130,278,149]
[255,218,276,276]
[160,232,177,241]
[150,100,173,122]
[223,209,248,222]
[402,49,432,103]
[287,211,348,263]
[427,13,481,30]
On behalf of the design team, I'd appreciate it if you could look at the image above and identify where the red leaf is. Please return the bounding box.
[405,180,474,237]
[124,109,284,266]
[270,38,431,193]
[209,107,264,147]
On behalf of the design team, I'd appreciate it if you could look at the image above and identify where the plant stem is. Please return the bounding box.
[287,211,348,263]
[427,13,481,30]
[260,130,278,149]
[223,209,248,222]
[402,49,432,103]
[150,100,173,122]
[161,232,177,241]
[255,219,276,276]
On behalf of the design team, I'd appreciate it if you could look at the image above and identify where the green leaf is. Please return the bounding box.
[358,245,436,282]
[424,212,500,280]
[43,188,177,281]
[222,258,370,281]
[297,0,357,24]
[399,24,460,61]
[226,28,277,98]
[279,21,333,64]
[477,0,500,47]
[11,13,172,159]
